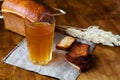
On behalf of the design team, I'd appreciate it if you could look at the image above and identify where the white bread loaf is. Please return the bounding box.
[1,0,50,36]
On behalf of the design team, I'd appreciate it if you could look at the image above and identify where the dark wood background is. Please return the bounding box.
[0,0,120,80]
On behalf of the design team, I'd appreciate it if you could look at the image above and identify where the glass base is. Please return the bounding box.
[28,57,51,66]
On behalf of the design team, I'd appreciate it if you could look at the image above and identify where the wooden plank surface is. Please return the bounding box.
[0,0,120,80]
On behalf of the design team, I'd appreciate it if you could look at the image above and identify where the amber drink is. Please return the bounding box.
[25,13,55,65]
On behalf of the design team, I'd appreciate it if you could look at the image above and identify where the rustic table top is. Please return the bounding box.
[0,0,120,80]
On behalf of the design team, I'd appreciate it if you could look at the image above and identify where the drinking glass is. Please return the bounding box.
[25,13,55,65]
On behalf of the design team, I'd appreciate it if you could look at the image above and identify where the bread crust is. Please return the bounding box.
[2,0,50,22]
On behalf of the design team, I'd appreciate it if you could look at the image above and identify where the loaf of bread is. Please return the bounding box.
[1,0,50,36]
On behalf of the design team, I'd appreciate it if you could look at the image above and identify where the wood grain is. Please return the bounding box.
[0,0,120,80]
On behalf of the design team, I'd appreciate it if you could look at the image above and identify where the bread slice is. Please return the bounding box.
[56,36,76,50]
[68,43,89,57]
[65,43,92,71]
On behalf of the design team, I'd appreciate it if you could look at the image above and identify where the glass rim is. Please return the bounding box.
[25,12,55,23]
[24,12,55,29]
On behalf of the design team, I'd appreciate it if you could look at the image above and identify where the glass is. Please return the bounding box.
[25,13,55,65]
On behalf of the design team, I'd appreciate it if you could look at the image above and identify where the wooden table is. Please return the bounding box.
[0,0,120,80]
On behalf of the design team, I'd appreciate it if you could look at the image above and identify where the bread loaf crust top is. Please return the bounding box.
[1,0,50,22]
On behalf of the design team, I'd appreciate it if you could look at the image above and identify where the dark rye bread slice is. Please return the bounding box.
[65,43,92,71]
